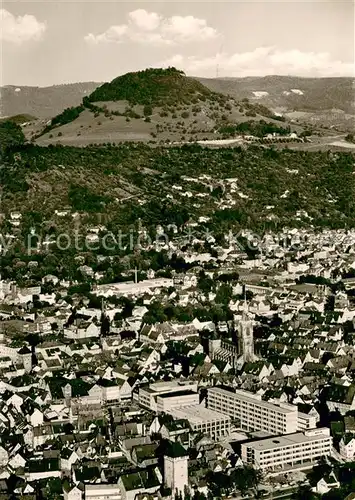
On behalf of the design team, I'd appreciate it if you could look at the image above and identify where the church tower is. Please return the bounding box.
[18,346,32,373]
[237,296,254,363]
[164,441,189,497]
[63,382,72,407]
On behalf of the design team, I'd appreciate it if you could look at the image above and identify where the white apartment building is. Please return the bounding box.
[134,380,198,412]
[166,405,231,439]
[207,387,309,435]
[241,428,332,471]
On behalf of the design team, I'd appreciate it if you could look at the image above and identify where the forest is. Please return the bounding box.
[219,120,291,137]
[1,120,355,285]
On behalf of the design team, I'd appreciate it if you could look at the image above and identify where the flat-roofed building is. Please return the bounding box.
[207,387,299,435]
[297,411,318,432]
[166,404,231,439]
[134,380,198,412]
[94,278,174,298]
[156,390,199,413]
[241,428,332,471]
[85,484,121,500]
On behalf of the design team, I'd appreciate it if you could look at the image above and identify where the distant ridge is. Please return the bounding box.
[1,74,353,120]
[0,82,102,119]
[196,75,354,113]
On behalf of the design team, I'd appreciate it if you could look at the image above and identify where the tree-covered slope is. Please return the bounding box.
[1,140,354,284]
[1,143,354,232]
[0,120,25,155]
[86,67,215,106]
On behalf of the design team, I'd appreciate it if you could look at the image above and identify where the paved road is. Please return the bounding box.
[228,486,298,500]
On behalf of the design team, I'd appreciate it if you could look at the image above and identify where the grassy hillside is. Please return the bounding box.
[32,68,298,145]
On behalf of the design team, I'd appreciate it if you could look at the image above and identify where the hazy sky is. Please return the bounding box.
[1,0,354,86]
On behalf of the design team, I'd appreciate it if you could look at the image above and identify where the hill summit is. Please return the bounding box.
[32,67,300,146]
[85,67,213,107]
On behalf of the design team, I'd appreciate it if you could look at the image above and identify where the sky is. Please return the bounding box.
[1,0,354,86]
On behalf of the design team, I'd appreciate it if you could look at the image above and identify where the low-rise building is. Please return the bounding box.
[118,469,160,500]
[85,484,121,500]
[166,404,231,439]
[156,390,200,413]
[297,411,318,431]
[339,435,355,459]
[134,380,198,412]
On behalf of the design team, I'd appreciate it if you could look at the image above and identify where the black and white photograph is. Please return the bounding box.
[0,0,354,498]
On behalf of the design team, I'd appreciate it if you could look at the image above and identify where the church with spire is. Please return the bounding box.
[237,297,255,363]
[208,292,255,367]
